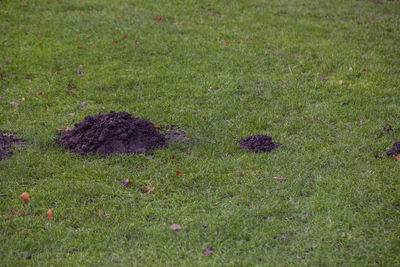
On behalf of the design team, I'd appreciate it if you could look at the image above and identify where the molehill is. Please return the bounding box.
[387,141,400,157]
[239,134,279,153]
[56,111,166,155]
[0,131,24,161]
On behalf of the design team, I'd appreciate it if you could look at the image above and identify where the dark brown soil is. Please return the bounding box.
[0,131,24,161]
[56,111,166,155]
[239,135,279,153]
[387,141,400,156]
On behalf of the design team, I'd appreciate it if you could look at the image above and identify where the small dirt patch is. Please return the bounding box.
[56,111,166,155]
[163,126,188,144]
[0,131,24,161]
[387,141,400,157]
[239,135,279,153]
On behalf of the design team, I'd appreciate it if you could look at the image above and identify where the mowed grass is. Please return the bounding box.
[1,0,400,265]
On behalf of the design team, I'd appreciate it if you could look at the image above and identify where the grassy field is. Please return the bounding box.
[1,0,400,265]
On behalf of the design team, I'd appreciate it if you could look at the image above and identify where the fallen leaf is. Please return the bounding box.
[142,187,155,194]
[339,80,343,85]
[170,224,181,231]
[273,176,288,181]
[360,119,365,125]
[204,247,213,256]
[362,68,370,72]
[112,40,118,44]
[175,170,185,176]
[77,46,84,50]
[56,127,70,133]
[46,209,53,221]
[171,154,176,159]
[20,192,30,203]
[187,151,193,155]
[153,125,161,129]
[396,154,400,161]
[36,91,43,96]
[155,16,164,23]
[121,179,132,187]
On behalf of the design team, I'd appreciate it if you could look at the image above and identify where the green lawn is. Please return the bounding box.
[1,0,400,265]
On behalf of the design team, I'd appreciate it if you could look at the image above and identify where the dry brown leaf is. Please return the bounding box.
[46,209,53,221]
[121,179,132,187]
[204,247,214,256]
[273,176,288,181]
[175,170,185,176]
[142,187,155,194]
[20,192,30,203]
[170,224,181,231]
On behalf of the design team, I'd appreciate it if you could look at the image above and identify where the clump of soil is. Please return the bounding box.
[239,135,279,153]
[0,131,24,161]
[387,141,400,156]
[56,111,166,155]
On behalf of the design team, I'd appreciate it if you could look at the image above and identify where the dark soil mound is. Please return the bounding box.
[0,131,24,161]
[56,111,166,155]
[239,135,279,153]
[387,141,400,156]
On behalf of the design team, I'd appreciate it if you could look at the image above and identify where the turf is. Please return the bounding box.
[1,0,400,265]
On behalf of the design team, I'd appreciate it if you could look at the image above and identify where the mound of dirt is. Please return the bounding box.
[56,111,167,155]
[239,135,279,153]
[0,131,24,161]
[387,141,400,156]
